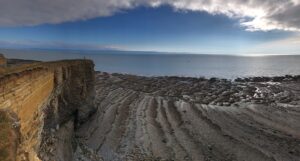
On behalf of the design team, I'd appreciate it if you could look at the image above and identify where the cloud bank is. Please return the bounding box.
[0,0,300,31]
[0,40,126,51]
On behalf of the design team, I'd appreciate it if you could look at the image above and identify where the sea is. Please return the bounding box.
[1,49,300,79]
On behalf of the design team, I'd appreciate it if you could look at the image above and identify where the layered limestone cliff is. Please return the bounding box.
[0,59,95,161]
[1,56,300,161]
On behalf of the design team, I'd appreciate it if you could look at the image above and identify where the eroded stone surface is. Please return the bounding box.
[76,72,300,161]
[0,59,95,161]
[2,59,300,161]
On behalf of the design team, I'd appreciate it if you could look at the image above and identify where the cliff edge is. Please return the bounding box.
[1,56,299,161]
[0,58,95,161]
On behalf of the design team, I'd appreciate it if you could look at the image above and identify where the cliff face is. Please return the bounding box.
[1,57,299,161]
[0,54,7,72]
[0,54,6,67]
[0,60,95,161]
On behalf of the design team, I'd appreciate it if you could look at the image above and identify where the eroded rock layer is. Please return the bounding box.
[0,60,95,161]
[1,58,300,161]
[76,72,300,161]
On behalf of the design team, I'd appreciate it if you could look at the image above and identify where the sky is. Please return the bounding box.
[0,0,300,55]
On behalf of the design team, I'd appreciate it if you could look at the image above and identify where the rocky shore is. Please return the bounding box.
[91,72,300,106]
[76,72,300,161]
[1,57,299,161]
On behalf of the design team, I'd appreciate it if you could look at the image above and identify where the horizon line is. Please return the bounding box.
[0,47,299,57]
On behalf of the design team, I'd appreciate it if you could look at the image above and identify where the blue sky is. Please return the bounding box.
[0,1,300,55]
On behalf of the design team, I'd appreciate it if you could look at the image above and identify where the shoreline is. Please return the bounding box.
[75,71,300,160]
[102,71,300,82]
[2,53,300,79]
[94,71,300,106]
[1,57,299,160]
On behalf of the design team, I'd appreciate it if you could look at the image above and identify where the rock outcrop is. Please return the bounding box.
[0,59,95,161]
[0,54,6,67]
[0,109,19,161]
[0,54,7,72]
[76,72,300,161]
[1,57,300,161]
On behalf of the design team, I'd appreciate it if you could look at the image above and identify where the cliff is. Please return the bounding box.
[0,54,6,66]
[0,59,95,161]
[1,56,299,161]
[0,54,7,70]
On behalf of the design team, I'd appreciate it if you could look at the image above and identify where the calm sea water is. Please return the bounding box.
[1,49,300,79]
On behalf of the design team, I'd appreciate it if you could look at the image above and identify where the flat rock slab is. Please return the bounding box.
[76,72,300,161]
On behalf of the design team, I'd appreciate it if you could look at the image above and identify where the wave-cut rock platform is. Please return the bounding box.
[76,72,300,161]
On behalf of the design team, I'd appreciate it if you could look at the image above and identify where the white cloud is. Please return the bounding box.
[0,0,300,32]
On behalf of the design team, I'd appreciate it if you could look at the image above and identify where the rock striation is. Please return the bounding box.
[76,72,300,161]
[0,59,95,161]
[1,57,300,161]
